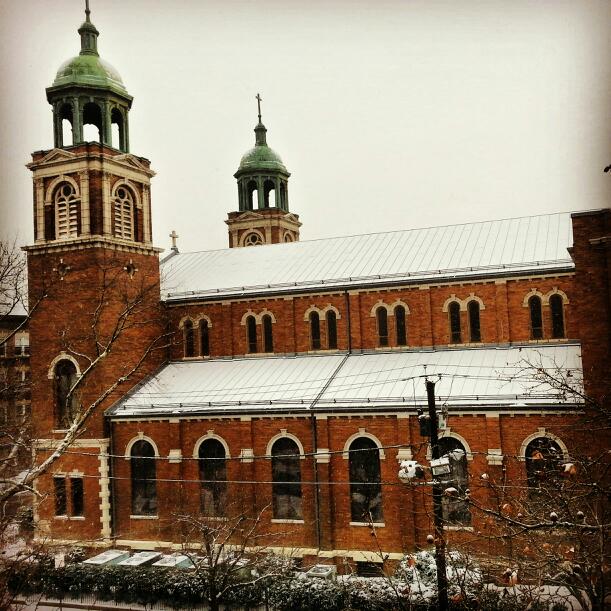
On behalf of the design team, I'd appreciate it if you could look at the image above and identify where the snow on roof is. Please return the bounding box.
[107,344,583,418]
[160,212,574,301]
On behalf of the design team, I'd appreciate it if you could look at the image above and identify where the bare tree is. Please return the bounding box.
[176,502,296,611]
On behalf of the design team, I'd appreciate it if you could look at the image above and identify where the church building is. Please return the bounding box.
[25,7,610,568]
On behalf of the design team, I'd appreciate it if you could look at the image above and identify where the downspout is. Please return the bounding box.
[344,290,352,353]
[308,353,350,554]
[107,417,118,540]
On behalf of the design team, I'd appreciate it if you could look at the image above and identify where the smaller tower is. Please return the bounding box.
[226,95,301,247]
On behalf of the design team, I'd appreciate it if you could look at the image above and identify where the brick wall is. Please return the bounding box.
[167,275,576,360]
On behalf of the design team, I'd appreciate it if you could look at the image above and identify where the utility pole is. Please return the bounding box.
[427,379,449,611]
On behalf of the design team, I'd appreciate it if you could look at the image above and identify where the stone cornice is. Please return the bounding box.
[23,236,162,256]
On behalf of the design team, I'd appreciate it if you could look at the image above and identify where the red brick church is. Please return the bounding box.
[26,6,610,567]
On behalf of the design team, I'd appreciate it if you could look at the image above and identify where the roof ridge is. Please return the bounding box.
[163,210,576,259]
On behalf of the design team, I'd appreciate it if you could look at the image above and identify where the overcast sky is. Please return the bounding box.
[1,0,609,253]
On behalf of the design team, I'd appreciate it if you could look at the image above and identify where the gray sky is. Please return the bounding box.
[1,0,609,253]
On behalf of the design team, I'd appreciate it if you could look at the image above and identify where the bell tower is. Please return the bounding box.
[226,94,301,247]
[24,3,164,543]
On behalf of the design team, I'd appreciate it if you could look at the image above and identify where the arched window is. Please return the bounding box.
[184,320,195,357]
[54,182,79,239]
[200,320,210,357]
[449,301,461,343]
[395,305,407,346]
[326,310,338,350]
[199,439,227,517]
[438,437,470,525]
[246,180,257,210]
[376,307,389,347]
[262,314,274,353]
[271,437,302,520]
[82,102,102,142]
[549,294,565,339]
[467,301,481,343]
[58,103,73,147]
[529,296,543,340]
[54,359,79,428]
[246,315,257,353]
[263,180,276,208]
[111,107,126,151]
[130,440,157,516]
[309,311,321,350]
[525,437,562,489]
[113,186,135,240]
[349,437,383,522]
[243,232,263,246]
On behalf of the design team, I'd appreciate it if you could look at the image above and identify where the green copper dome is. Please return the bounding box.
[236,122,288,175]
[238,144,287,173]
[52,54,128,95]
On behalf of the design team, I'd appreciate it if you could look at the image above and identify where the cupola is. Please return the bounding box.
[46,0,133,152]
[226,95,301,248]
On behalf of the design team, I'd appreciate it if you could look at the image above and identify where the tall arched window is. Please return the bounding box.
[467,301,481,343]
[184,320,195,357]
[395,305,407,346]
[438,437,470,525]
[54,360,79,428]
[326,310,338,350]
[130,440,157,516]
[549,294,565,339]
[449,301,462,343]
[529,296,543,340]
[246,315,257,353]
[199,439,227,517]
[200,320,210,357]
[309,311,321,350]
[54,182,80,239]
[113,186,135,240]
[262,314,274,353]
[525,437,562,489]
[271,437,302,520]
[376,307,389,347]
[349,437,383,522]
[246,180,257,210]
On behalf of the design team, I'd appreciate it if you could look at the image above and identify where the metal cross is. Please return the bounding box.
[169,230,179,250]
[256,93,262,123]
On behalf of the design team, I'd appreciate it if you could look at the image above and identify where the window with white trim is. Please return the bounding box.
[113,186,135,240]
[54,182,79,239]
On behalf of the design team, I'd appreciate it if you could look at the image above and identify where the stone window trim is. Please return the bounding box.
[342,429,386,459]
[282,232,295,243]
[369,299,410,317]
[111,179,142,209]
[442,293,486,312]
[47,352,81,379]
[426,429,473,461]
[124,432,160,459]
[44,174,80,204]
[240,308,277,325]
[303,304,342,321]
[518,428,569,462]
[193,430,231,459]
[240,229,265,247]
[522,288,570,307]
[178,314,212,329]
[266,429,306,459]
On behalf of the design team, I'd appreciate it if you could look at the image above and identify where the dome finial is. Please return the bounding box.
[79,0,99,56]
[254,93,267,146]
